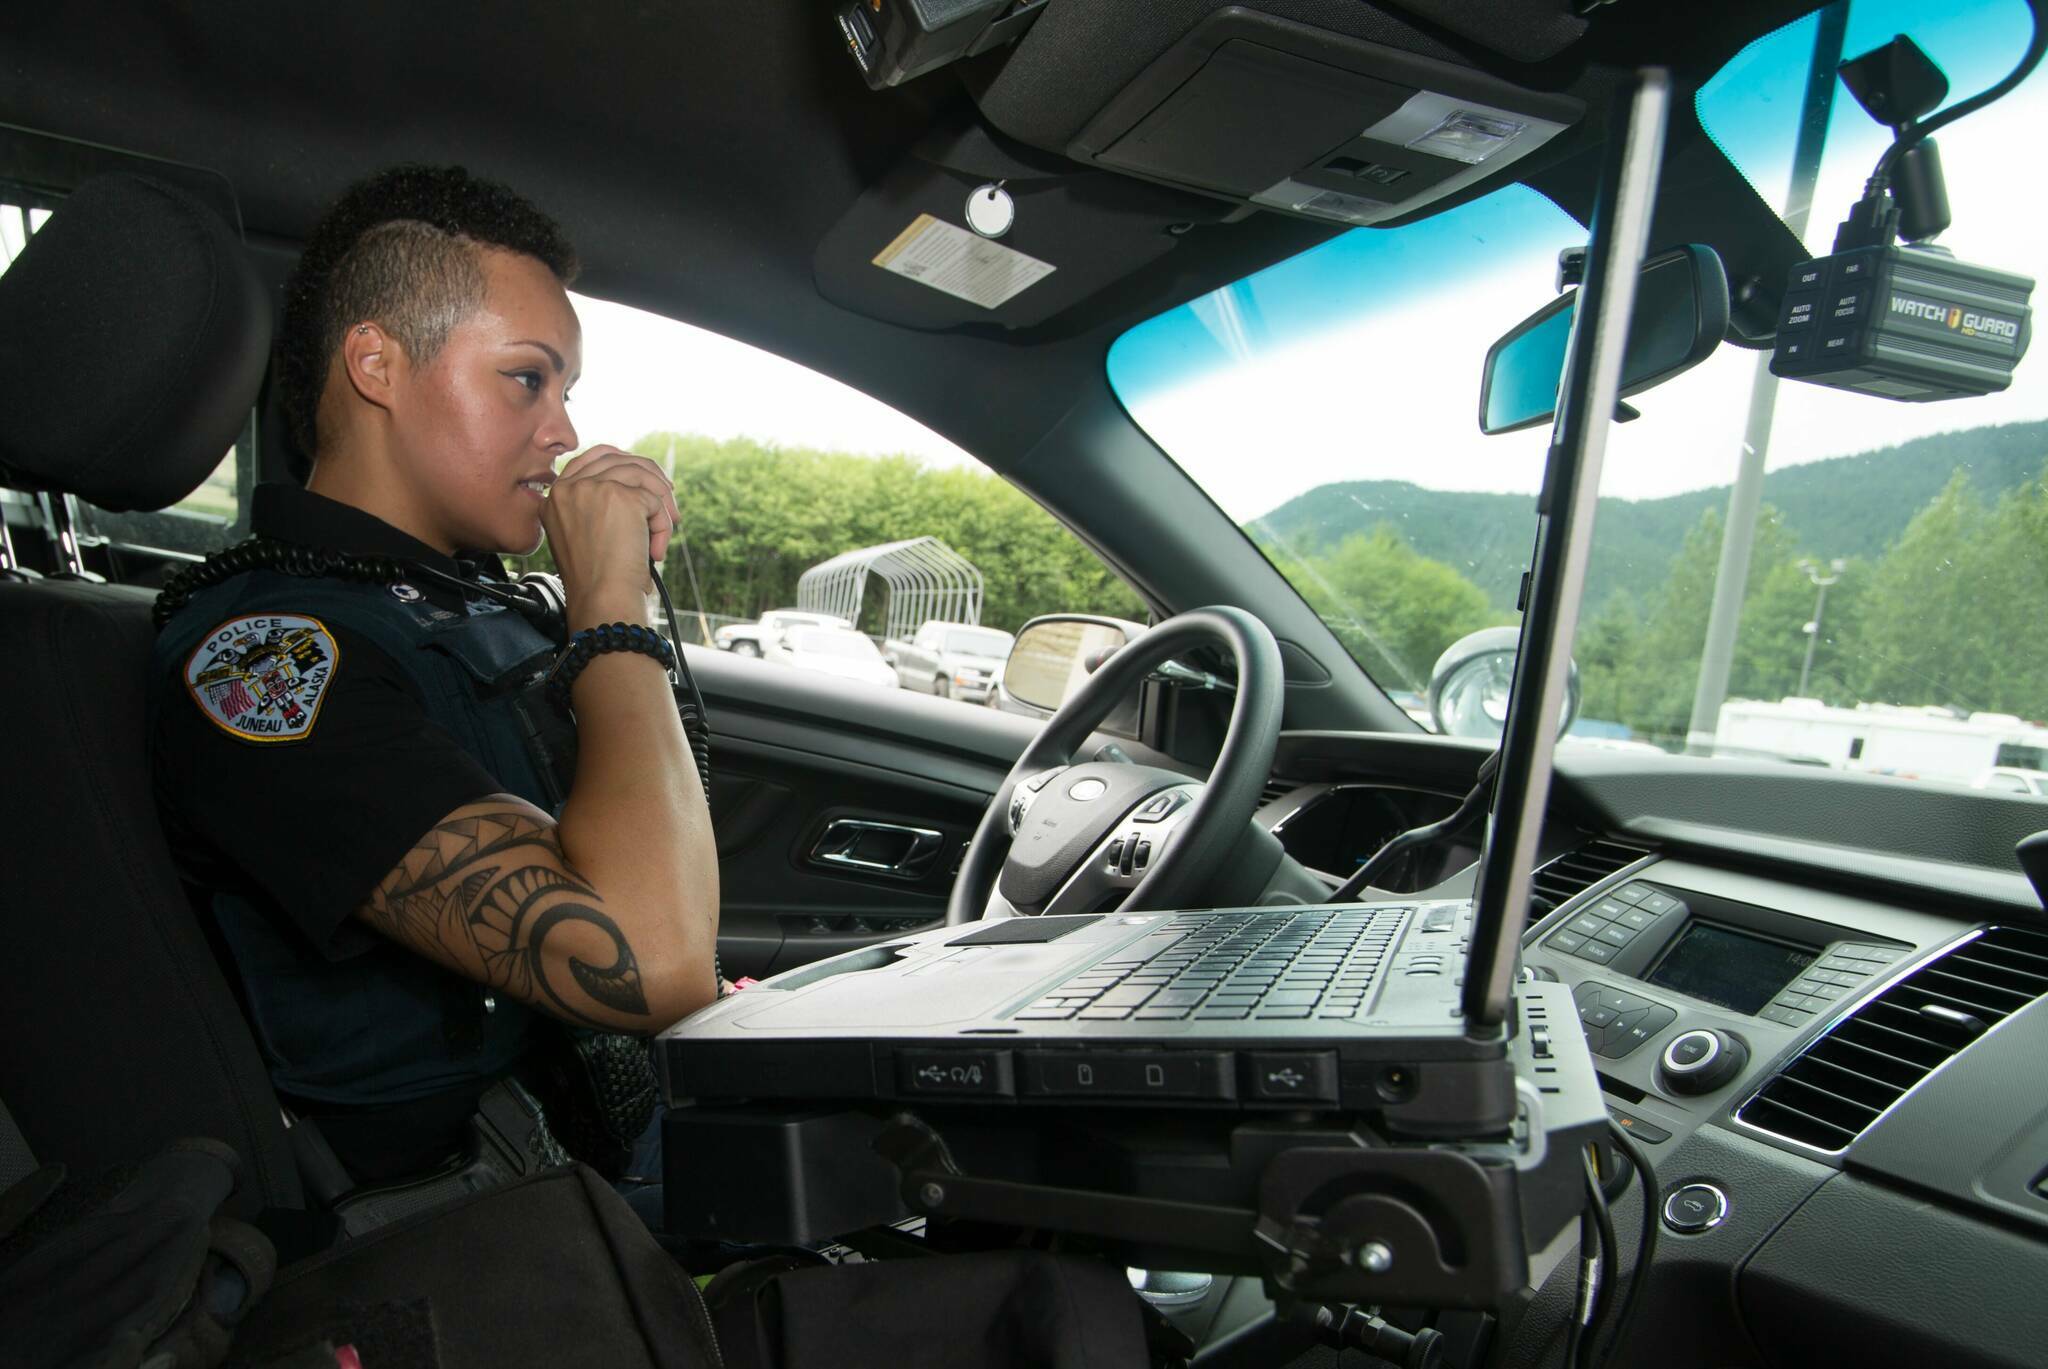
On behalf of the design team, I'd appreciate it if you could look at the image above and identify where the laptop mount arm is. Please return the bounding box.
[875,1112,1527,1308]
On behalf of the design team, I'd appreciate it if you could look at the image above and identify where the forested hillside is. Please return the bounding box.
[1249,419,2048,743]
[1255,419,2048,613]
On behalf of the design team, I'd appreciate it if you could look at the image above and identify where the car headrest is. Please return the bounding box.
[0,174,269,512]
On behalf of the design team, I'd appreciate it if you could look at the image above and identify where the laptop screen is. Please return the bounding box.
[1458,77,1668,1030]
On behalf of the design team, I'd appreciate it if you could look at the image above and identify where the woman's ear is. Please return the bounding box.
[340,321,403,414]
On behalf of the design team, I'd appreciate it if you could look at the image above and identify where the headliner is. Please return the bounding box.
[0,0,1821,472]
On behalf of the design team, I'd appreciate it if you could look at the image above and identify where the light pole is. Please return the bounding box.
[1684,1,1848,752]
[1797,557,1846,697]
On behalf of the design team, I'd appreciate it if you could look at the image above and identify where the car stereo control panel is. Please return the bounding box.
[1522,859,1962,1154]
[1543,878,1909,1050]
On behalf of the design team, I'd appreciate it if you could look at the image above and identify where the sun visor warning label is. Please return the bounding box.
[873,214,1054,310]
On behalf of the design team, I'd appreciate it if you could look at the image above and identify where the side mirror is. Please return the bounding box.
[1479,244,1731,435]
[1004,615,1136,713]
[1427,626,1580,740]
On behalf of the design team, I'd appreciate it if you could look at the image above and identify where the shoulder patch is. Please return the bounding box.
[184,614,340,744]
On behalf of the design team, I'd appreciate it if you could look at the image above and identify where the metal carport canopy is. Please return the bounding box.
[796,535,983,642]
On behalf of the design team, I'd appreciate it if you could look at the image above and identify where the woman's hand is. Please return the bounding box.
[541,445,680,625]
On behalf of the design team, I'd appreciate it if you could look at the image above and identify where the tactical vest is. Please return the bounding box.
[152,567,575,1107]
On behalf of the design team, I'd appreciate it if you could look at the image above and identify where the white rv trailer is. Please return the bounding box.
[1715,697,2048,786]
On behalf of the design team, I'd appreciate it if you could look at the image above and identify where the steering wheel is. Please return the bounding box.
[946,606,1284,924]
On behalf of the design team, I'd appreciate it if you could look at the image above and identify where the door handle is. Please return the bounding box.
[809,818,946,881]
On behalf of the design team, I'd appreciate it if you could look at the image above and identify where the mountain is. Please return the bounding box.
[1251,418,2048,613]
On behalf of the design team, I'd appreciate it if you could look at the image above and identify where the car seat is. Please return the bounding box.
[0,173,297,1220]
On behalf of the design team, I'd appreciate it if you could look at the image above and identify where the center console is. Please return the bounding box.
[1520,857,1954,1160]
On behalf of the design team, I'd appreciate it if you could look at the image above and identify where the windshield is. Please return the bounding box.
[1108,0,2047,792]
[795,628,882,661]
[945,629,1013,658]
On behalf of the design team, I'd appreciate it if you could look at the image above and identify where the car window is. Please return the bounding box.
[1108,0,2048,789]
[0,198,250,556]
[534,292,1146,721]
[1987,772,2032,792]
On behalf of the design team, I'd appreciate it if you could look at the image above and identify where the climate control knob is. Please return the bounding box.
[1658,1029,1749,1095]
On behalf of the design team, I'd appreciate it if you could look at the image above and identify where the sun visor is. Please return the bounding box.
[812,145,1232,332]
[1016,8,1583,230]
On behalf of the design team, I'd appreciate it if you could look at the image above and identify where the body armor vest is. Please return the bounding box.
[152,565,575,1107]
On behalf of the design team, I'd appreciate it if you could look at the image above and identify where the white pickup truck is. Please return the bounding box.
[883,620,1014,702]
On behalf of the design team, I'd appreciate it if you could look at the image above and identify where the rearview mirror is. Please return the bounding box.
[1004,615,1135,713]
[1479,244,1730,435]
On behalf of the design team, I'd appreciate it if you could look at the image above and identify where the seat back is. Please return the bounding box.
[0,175,295,1216]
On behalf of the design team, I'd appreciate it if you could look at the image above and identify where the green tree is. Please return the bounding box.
[1574,591,1640,726]
[1855,471,1990,709]
[1577,503,1836,746]
[1280,527,1503,690]
[1852,467,2048,717]
[620,432,1143,634]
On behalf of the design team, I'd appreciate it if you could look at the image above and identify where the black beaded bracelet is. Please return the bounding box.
[546,621,677,713]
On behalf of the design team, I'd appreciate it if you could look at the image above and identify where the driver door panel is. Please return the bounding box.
[691,648,1176,974]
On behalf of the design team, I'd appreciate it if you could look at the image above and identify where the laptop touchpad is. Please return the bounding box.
[732,945,1078,1029]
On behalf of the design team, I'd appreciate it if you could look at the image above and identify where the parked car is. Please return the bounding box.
[1973,766,2048,796]
[712,608,851,658]
[884,621,1013,701]
[773,626,898,689]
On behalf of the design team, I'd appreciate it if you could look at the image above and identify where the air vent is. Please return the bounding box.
[1737,925,2048,1153]
[1529,835,1654,911]
[1260,777,1297,808]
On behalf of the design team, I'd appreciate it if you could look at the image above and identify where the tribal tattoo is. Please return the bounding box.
[361,804,650,1027]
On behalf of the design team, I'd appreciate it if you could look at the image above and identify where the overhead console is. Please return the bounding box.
[813,3,1587,334]
[1061,9,1583,227]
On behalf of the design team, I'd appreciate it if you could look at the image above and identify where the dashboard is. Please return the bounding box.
[1259,729,2048,1369]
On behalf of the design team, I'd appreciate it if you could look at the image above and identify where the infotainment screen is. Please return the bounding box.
[1643,921,1817,1015]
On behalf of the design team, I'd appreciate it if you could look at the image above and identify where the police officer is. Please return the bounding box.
[151,166,719,1187]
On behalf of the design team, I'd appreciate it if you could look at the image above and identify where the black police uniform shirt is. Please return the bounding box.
[152,483,550,1162]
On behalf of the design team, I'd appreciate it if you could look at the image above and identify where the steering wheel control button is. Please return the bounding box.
[1663,1183,1729,1234]
[1067,777,1109,802]
[1244,1051,1338,1102]
[1133,790,1190,823]
[1104,838,1125,871]
[898,1049,1015,1097]
[1022,1050,1233,1100]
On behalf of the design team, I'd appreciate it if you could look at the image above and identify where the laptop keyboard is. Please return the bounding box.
[1012,906,1414,1023]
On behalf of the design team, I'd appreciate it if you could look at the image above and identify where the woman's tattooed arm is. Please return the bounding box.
[357,796,656,1029]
